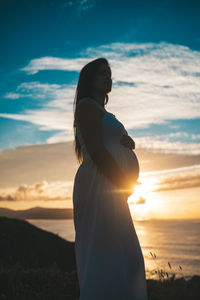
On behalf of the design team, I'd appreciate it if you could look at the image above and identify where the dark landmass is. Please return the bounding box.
[0,206,73,219]
[0,216,76,271]
[0,216,200,300]
[1,207,199,221]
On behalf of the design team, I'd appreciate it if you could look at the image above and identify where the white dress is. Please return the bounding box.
[73,98,148,300]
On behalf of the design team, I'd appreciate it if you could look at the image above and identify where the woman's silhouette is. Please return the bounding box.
[72,58,148,299]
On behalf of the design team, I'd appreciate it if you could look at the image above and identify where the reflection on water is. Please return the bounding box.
[135,219,200,279]
[27,218,200,279]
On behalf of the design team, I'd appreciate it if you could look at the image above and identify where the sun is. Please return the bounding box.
[128,176,158,204]
[127,175,159,220]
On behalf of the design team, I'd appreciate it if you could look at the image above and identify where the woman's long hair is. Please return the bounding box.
[73,57,111,164]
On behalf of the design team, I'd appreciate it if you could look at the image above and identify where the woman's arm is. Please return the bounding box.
[120,134,135,150]
[76,98,132,194]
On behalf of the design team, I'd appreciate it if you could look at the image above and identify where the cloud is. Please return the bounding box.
[46,131,71,144]
[0,142,200,203]
[77,0,95,11]
[5,81,69,102]
[2,42,200,154]
[62,0,94,12]
[3,82,75,133]
[143,163,200,176]
[21,57,89,75]
[0,180,73,201]
[155,172,200,192]
[135,196,146,205]
[1,140,200,192]
[4,93,22,99]
[135,135,200,155]
[146,164,200,192]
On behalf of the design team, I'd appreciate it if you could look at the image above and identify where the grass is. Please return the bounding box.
[149,251,184,281]
[0,263,79,300]
[0,262,199,300]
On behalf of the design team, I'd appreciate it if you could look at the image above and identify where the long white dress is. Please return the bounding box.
[73,98,148,300]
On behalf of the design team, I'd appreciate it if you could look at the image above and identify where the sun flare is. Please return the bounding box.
[128,175,160,220]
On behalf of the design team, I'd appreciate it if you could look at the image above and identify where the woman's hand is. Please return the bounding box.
[120,134,135,150]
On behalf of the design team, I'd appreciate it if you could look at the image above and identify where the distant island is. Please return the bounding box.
[0,206,73,219]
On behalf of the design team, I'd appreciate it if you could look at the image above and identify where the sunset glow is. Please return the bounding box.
[127,176,156,220]
[129,176,159,203]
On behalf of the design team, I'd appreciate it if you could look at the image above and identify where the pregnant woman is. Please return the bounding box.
[72,58,148,299]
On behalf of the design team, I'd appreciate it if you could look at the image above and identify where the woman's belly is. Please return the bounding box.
[105,141,140,184]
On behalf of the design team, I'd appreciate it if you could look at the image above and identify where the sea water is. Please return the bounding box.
[27,218,200,280]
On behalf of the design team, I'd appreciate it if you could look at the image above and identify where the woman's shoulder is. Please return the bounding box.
[76,97,91,106]
[76,98,96,113]
[76,97,105,111]
[77,97,96,106]
[75,98,104,121]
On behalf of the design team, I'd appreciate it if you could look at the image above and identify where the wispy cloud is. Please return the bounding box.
[3,82,75,134]
[143,164,200,192]
[135,135,200,155]
[155,170,200,192]
[143,163,200,177]
[2,42,200,153]
[21,57,88,75]
[4,82,63,100]
[76,0,95,12]
[62,0,95,12]
[4,93,22,99]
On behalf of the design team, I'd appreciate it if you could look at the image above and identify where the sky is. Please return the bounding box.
[0,0,200,219]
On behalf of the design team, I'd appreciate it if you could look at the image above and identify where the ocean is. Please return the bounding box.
[26,218,200,280]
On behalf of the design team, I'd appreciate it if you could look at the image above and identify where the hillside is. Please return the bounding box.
[0,216,76,271]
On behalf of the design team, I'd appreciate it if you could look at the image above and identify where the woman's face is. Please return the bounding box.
[92,64,112,94]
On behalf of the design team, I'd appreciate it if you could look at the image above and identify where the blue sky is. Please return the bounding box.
[1,0,200,151]
[0,0,200,217]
